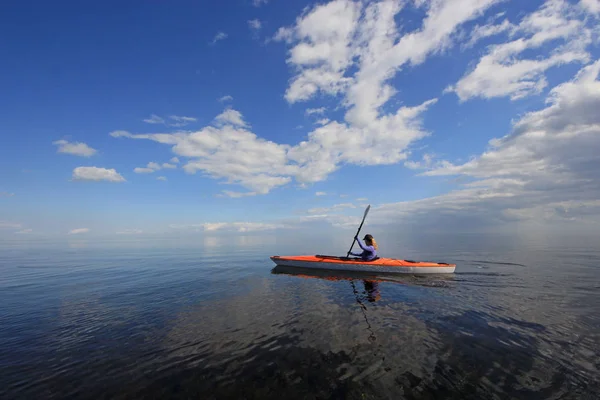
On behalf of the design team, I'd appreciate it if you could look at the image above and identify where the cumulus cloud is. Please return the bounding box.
[108,0,599,217]
[156,176,167,181]
[111,96,433,194]
[72,167,126,182]
[447,0,594,101]
[580,0,600,15]
[398,59,600,225]
[53,139,97,157]
[219,95,233,103]
[276,0,501,120]
[68,228,90,235]
[214,108,249,128]
[170,157,180,164]
[113,0,500,195]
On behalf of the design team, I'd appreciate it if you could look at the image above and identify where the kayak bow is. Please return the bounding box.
[270,255,456,274]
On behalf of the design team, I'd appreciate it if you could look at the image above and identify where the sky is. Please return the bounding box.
[1,0,600,239]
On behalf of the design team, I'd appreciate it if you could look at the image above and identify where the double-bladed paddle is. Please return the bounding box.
[346,204,371,258]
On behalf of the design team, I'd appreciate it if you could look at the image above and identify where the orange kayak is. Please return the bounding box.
[270,255,456,274]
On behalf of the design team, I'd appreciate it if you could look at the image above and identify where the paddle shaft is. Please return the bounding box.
[346,205,370,257]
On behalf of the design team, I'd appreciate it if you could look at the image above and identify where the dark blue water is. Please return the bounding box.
[1,234,599,399]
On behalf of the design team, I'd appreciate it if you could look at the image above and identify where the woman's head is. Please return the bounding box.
[363,234,378,250]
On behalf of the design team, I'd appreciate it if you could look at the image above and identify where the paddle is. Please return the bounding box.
[346,204,371,258]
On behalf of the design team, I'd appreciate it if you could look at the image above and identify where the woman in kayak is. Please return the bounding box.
[350,234,378,261]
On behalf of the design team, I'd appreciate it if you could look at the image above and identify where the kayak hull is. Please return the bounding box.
[270,255,456,274]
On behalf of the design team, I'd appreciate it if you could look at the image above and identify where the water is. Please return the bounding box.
[1,234,599,399]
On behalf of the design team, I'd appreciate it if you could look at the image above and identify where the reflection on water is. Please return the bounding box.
[0,236,599,399]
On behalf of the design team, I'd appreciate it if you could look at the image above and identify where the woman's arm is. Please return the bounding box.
[355,238,369,251]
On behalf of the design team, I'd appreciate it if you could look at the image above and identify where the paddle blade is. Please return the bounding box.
[363,205,371,220]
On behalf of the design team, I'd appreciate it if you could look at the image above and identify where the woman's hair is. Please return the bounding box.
[365,236,378,250]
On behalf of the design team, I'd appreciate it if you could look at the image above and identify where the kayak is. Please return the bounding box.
[270,255,456,274]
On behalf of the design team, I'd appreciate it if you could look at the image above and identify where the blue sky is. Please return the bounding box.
[1,0,600,238]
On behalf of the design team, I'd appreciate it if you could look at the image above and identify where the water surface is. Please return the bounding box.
[1,234,598,399]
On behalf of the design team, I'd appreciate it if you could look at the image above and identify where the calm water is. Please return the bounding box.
[1,233,599,399]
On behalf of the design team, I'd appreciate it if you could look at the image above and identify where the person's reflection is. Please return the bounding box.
[363,280,381,302]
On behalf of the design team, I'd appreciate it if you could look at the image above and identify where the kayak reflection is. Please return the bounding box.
[270,265,402,302]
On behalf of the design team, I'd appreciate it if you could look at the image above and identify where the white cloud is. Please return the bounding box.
[134,167,155,174]
[222,190,257,198]
[143,114,165,124]
[170,157,180,164]
[316,191,327,196]
[253,0,269,7]
[116,229,143,235]
[0,192,14,198]
[111,0,597,205]
[214,108,248,127]
[448,0,594,101]
[404,153,437,170]
[144,114,196,127]
[53,139,97,157]
[170,116,196,123]
[68,228,90,235]
[117,0,492,194]
[272,27,294,43]
[157,176,167,181]
[15,228,33,234]
[219,95,233,103]
[169,115,197,127]
[72,167,126,182]
[581,0,600,15]
[134,161,173,173]
[278,0,502,122]
[211,32,228,45]
[462,18,516,49]
[395,59,600,225]
[248,19,262,31]
[305,107,326,116]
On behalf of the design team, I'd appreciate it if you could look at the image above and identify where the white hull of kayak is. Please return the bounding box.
[270,258,455,274]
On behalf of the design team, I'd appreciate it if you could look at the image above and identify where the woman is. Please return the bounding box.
[350,234,378,261]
